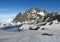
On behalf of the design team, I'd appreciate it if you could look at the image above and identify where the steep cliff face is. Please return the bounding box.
[12,12,23,22]
[42,13,60,22]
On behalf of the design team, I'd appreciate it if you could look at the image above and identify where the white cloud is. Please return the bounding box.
[0,17,13,23]
[0,13,17,17]
[0,14,17,23]
[0,9,8,11]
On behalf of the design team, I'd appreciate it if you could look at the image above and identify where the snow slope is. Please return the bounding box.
[0,29,60,42]
[0,19,60,42]
[40,20,60,29]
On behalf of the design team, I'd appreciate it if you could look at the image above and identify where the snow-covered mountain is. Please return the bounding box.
[12,8,60,31]
[24,8,47,16]
[0,8,60,42]
[19,19,60,31]
[13,8,47,23]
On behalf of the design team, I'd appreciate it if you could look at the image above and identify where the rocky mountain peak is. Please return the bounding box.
[12,8,60,24]
[12,12,22,22]
[12,8,47,23]
[25,8,47,16]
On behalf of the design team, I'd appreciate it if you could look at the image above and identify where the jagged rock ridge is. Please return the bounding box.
[13,8,48,23]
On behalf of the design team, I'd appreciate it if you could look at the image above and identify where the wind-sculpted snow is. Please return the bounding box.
[0,30,60,42]
[20,24,38,31]
[0,19,60,42]
[19,19,60,31]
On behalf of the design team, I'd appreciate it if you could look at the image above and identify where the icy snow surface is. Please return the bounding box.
[0,30,60,42]
[0,20,60,42]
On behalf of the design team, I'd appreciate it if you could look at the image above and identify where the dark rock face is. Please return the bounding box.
[41,33,53,36]
[13,12,23,22]
[42,13,60,22]
[40,23,47,26]
[29,27,40,30]
[49,22,53,25]
[57,15,60,22]
[41,28,45,30]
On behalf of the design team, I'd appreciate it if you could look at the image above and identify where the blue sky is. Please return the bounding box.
[0,0,60,22]
[0,0,60,15]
